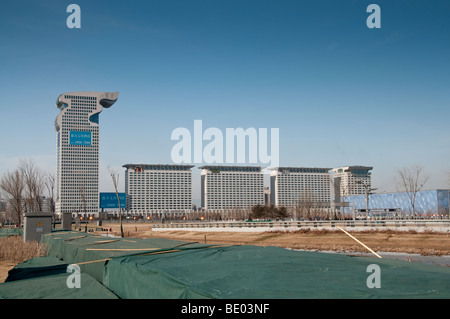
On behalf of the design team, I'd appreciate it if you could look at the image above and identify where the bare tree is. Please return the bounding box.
[250,204,289,220]
[79,185,88,232]
[0,170,25,225]
[44,172,56,227]
[329,176,350,220]
[250,204,266,219]
[396,165,429,219]
[296,190,319,220]
[19,159,45,213]
[109,168,124,237]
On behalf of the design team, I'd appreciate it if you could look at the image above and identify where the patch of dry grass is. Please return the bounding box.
[0,236,47,264]
[265,228,432,235]
[134,228,450,256]
[90,222,450,256]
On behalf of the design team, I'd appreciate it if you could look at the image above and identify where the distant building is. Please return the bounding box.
[264,187,271,206]
[0,200,6,213]
[123,164,193,217]
[0,200,9,224]
[0,196,53,224]
[54,91,119,217]
[331,166,373,198]
[21,196,52,214]
[200,166,264,212]
[270,167,332,208]
[36,196,53,214]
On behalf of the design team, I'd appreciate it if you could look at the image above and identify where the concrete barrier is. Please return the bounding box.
[150,219,450,233]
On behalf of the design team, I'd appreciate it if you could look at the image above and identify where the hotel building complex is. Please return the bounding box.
[51,92,374,218]
[54,91,119,217]
[331,166,373,198]
[123,164,193,216]
[49,91,447,219]
[270,167,332,208]
[200,166,264,212]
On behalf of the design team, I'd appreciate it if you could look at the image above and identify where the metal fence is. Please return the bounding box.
[151,219,450,230]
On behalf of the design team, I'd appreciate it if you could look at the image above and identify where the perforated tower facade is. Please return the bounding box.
[54,91,119,217]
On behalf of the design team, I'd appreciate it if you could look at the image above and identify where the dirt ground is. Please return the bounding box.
[103,223,450,256]
[0,261,16,283]
[1,223,449,283]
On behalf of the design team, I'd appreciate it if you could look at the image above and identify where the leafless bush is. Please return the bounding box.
[0,236,47,264]
[266,228,333,235]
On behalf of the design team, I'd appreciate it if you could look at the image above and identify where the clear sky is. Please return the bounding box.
[1,0,449,204]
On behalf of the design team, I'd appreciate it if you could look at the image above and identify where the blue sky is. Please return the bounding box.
[1,0,449,203]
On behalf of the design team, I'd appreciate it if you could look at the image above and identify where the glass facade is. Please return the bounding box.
[345,189,450,216]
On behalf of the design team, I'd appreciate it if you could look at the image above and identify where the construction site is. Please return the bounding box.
[0,220,449,299]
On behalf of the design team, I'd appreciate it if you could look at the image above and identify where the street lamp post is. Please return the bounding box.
[356,180,377,219]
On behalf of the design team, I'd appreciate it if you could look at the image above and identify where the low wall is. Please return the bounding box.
[151,219,450,233]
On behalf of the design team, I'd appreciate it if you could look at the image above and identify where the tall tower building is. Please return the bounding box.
[54,91,119,217]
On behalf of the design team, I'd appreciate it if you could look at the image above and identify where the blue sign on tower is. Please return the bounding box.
[69,131,92,145]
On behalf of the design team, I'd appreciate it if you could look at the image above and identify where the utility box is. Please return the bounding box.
[23,212,53,242]
[62,212,73,230]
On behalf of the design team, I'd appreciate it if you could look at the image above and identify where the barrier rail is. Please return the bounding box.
[151,219,450,230]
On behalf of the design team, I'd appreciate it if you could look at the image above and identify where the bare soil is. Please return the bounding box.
[0,261,16,283]
[104,223,450,256]
[1,223,449,283]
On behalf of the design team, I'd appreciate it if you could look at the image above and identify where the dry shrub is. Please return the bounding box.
[266,228,335,235]
[0,236,47,264]
[266,228,432,236]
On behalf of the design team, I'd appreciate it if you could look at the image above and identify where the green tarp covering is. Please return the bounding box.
[0,228,22,237]
[103,244,450,299]
[40,230,193,282]
[0,256,118,299]
[1,230,449,299]
[5,256,68,282]
[0,271,119,299]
